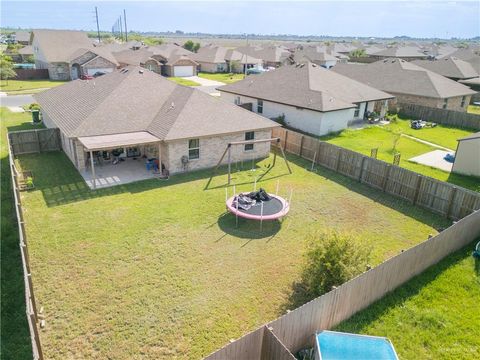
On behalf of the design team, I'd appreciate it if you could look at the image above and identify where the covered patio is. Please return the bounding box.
[78,131,165,189]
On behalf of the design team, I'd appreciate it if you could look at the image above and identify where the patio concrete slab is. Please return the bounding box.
[80,158,162,189]
[409,150,454,172]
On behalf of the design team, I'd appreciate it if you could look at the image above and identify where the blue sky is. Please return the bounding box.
[1,1,479,38]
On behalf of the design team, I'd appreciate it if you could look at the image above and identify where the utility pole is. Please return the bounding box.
[244,33,248,79]
[123,9,128,42]
[95,7,101,43]
[119,16,123,41]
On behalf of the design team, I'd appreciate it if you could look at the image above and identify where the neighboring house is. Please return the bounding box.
[218,63,393,136]
[235,45,292,68]
[452,132,480,177]
[34,67,279,176]
[149,44,198,77]
[225,49,263,73]
[18,45,34,62]
[14,31,31,45]
[412,57,479,81]
[333,59,476,112]
[31,29,118,80]
[369,46,429,61]
[294,49,337,68]
[458,77,480,103]
[112,48,162,74]
[192,45,229,73]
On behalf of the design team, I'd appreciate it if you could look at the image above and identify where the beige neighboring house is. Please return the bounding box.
[191,45,229,73]
[333,59,476,112]
[452,132,480,177]
[412,57,479,81]
[148,44,198,77]
[218,63,393,136]
[31,29,118,80]
[294,49,338,69]
[369,46,429,61]
[235,45,292,68]
[34,67,279,181]
[112,48,162,74]
[18,45,34,62]
[14,30,31,45]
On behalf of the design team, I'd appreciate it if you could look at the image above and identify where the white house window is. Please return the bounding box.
[443,98,448,109]
[188,139,200,159]
[353,104,360,117]
[257,99,263,114]
[235,96,241,105]
[461,96,466,108]
[244,131,254,151]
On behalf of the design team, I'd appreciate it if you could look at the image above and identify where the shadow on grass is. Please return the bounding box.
[217,212,282,241]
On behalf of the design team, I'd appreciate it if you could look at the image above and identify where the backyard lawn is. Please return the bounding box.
[321,117,480,192]
[336,242,480,360]
[1,108,40,359]
[198,72,245,84]
[168,77,201,86]
[13,136,452,359]
[467,105,480,115]
[0,79,66,94]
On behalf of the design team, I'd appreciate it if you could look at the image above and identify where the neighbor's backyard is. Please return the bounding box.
[7,110,455,359]
[320,116,480,192]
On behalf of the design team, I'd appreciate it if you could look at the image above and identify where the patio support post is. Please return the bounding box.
[90,151,96,189]
[158,142,162,174]
[227,145,232,185]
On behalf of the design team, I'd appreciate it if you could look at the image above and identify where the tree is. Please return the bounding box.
[301,230,371,298]
[349,49,367,58]
[391,129,402,153]
[183,40,195,52]
[192,42,200,53]
[0,55,17,85]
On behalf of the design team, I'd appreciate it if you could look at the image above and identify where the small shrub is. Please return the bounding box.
[25,176,34,188]
[272,113,286,126]
[28,103,40,110]
[301,230,371,298]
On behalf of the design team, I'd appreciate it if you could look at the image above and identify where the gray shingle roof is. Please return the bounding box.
[412,57,479,80]
[112,48,155,66]
[370,46,428,59]
[192,45,228,63]
[34,67,279,141]
[218,63,393,112]
[333,59,476,99]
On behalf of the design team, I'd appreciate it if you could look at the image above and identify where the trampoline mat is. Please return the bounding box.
[238,197,284,216]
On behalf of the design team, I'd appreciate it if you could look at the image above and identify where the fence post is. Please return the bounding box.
[412,175,423,205]
[382,164,391,192]
[335,149,342,172]
[299,135,304,157]
[283,130,289,152]
[447,187,458,219]
[358,156,366,182]
[35,130,41,153]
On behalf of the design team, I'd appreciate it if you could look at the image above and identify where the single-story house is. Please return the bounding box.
[34,67,279,187]
[14,31,31,45]
[192,45,230,73]
[333,59,476,112]
[31,29,118,80]
[225,49,263,73]
[217,62,393,136]
[112,48,162,74]
[368,46,429,61]
[235,45,292,68]
[18,45,34,62]
[294,50,337,69]
[458,77,480,103]
[452,132,480,177]
[149,44,198,77]
[412,57,479,81]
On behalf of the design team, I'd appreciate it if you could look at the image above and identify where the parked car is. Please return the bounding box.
[93,71,106,78]
[80,74,94,80]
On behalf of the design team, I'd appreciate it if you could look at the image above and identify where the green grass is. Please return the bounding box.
[336,242,480,360]
[467,105,480,115]
[321,120,480,192]
[14,142,451,359]
[168,77,201,86]
[1,108,43,359]
[198,72,245,84]
[0,79,66,94]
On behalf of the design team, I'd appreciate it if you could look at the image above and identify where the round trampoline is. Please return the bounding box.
[226,192,290,221]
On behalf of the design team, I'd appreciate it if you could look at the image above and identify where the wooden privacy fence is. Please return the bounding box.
[7,136,44,359]
[398,103,480,130]
[9,128,61,155]
[272,127,480,220]
[205,207,480,359]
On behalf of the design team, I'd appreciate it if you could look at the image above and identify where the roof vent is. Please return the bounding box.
[299,63,305,68]
[139,69,144,74]
[312,63,317,67]
[170,102,175,110]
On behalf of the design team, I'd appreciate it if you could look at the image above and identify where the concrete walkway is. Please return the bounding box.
[409,150,454,172]
[401,133,453,152]
[0,93,35,107]
[183,76,225,87]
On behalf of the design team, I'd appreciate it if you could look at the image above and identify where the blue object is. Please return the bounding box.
[473,241,480,258]
[316,331,399,360]
[145,161,153,171]
[444,153,455,163]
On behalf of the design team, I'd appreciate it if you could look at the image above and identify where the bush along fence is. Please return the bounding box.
[398,103,480,130]
[272,127,480,220]
[6,135,44,359]
[205,201,480,359]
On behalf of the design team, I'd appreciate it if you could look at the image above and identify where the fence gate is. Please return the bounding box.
[8,128,61,155]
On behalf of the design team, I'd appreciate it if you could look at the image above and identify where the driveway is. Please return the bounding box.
[183,76,225,96]
[0,93,35,107]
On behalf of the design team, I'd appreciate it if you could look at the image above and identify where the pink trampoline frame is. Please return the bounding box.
[226,194,290,221]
